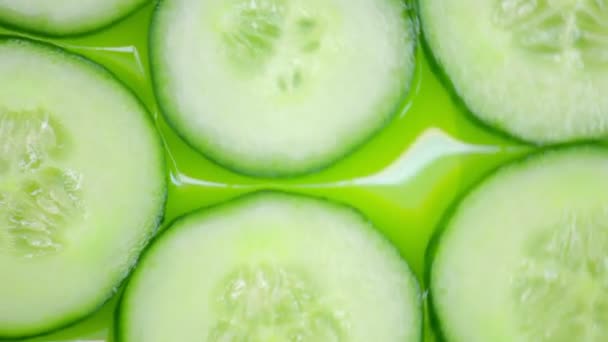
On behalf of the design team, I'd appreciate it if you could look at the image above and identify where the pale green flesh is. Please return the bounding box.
[119,193,421,342]
[0,39,165,338]
[431,147,608,342]
[0,112,81,256]
[421,0,608,143]
[0,0,148,35]
[151,0,416,176]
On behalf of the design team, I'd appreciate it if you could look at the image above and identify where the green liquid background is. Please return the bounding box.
[0,3,532,341]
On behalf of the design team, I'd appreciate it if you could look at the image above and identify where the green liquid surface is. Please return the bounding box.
[0,4,531,341]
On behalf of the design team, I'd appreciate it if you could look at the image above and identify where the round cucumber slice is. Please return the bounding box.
[0,0,148,36]
[420,0,608,143]
[150,0,416,177]
[0,38,165,338]
[117,192,422,342]
[430,146,608,342]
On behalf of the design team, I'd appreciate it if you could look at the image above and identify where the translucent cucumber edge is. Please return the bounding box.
[114,190,425,342]
[415,0,550,147]
[424,143,608,342]
[149,0,420,179]
[0,0,150,38]
[0,36,168,341]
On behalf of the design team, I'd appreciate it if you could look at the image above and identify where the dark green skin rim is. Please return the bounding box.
[0,0,151,38]
[115,190,425,342]
[0,36,167,340]
[416,0,608,146]
[149,0,420,179]
[413,0,530,147]
[424,142,608,342]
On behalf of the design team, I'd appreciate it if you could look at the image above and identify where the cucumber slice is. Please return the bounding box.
[0,0,148,36]
[117,192,422,342]
[430,146,608,342]
[0,38,165,338]
[151,0,416,177]
[420,0,608,143]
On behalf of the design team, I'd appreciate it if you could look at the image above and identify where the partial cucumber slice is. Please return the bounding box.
[420,0,608,143]
[118,192,421,342]
[0,38,165,338]
[430,146,608,342]
[0,0,148,36]
[151,0,416,177]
